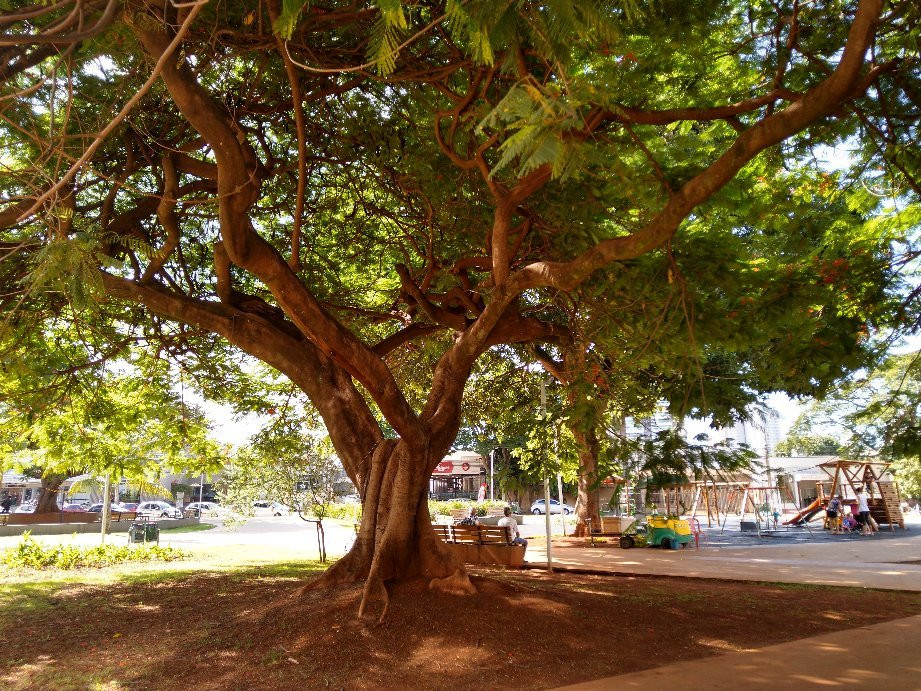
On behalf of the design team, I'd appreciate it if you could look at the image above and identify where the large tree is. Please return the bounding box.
[2,1,918,615]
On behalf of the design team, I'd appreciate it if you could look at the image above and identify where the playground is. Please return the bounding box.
[603,460,909,545]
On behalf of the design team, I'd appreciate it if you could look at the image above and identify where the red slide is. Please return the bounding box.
[783,496,823,526]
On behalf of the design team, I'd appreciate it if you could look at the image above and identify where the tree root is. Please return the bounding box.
[428,568,477,596]
[358,574,389,624]
[296,545,368,597]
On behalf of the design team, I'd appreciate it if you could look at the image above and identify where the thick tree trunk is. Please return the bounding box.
[572,426,601,537]
[35,472,67,513]
[309,438,474,620]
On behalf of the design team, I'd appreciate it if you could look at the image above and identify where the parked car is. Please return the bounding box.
[87,502,129,513]
[119,502,139,512]
[530,499,575,515]
[13,501,37,513]
[61,503,88,512]
[269,502,290,516]
[252,500,290,515]
[185,501,222,517]
[136,500,183,519]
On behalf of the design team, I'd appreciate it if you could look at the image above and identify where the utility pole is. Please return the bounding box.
[100,474,111,544]
[555,425,566,537]
[541,379,552,572]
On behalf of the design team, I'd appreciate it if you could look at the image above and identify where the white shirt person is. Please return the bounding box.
[497,507,527,551]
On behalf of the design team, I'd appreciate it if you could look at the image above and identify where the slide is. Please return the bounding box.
[784,497,823,526]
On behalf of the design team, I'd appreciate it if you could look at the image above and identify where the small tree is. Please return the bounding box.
[218,412,342,561]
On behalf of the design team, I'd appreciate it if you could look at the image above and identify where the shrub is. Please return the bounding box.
[0,532,188,570]
[323,503,362,521]
[427,499,510,520]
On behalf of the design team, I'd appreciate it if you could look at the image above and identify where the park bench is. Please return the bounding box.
[0,511,136,526]
[586,516,635,547]
[430,523,525,567]
[4,512,98,525]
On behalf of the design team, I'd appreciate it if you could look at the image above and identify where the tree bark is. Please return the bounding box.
[35,471,67,513]
[309,438,473,621]
[572,426,602,537]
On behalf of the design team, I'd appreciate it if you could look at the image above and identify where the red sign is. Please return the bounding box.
[433,461,454,474]
[461,462,470,471]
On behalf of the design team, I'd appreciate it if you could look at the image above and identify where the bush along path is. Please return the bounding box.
[0,533,187,571]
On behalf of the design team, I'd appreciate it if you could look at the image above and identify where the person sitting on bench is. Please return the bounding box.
[458,507,481,526]
[498,507,527,551]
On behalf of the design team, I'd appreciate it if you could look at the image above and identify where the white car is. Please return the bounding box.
[253,500,291,516]
[268,502,290,516]
[185,501,223,517]
[530,499,575,515]
[136,500,183,519]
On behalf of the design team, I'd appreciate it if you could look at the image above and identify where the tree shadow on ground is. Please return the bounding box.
[1,564,920,691]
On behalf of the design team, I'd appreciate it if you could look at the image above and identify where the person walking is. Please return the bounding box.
[856,486,872,536]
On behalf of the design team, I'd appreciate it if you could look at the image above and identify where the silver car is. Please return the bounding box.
[185,501,222,517]
[136,500,182,519]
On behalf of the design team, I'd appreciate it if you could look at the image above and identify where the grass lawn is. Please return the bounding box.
[2,544,920,690]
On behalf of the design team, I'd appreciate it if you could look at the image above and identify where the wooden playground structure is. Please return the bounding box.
[630,479,796,529]
[615,461,905,533]
[819,460,905,530]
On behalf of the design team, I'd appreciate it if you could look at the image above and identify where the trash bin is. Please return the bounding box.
[129,521,160,544]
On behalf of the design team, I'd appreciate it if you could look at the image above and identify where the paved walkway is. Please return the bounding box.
[525,517,921,591]
[530,516,921,689]
[556,614,921,690]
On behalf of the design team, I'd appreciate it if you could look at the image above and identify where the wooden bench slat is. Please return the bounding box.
[430,523,523,567]
[433,524,513,546]
[450,524,482,544]
[479,526,512,544]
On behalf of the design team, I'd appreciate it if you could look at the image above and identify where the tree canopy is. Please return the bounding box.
[2,0,919,611]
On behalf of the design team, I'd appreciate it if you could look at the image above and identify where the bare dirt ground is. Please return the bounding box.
[2,566,920,691]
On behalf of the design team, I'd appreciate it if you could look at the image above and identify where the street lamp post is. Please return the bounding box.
[541,379,553,572]
[100,473,112,544]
